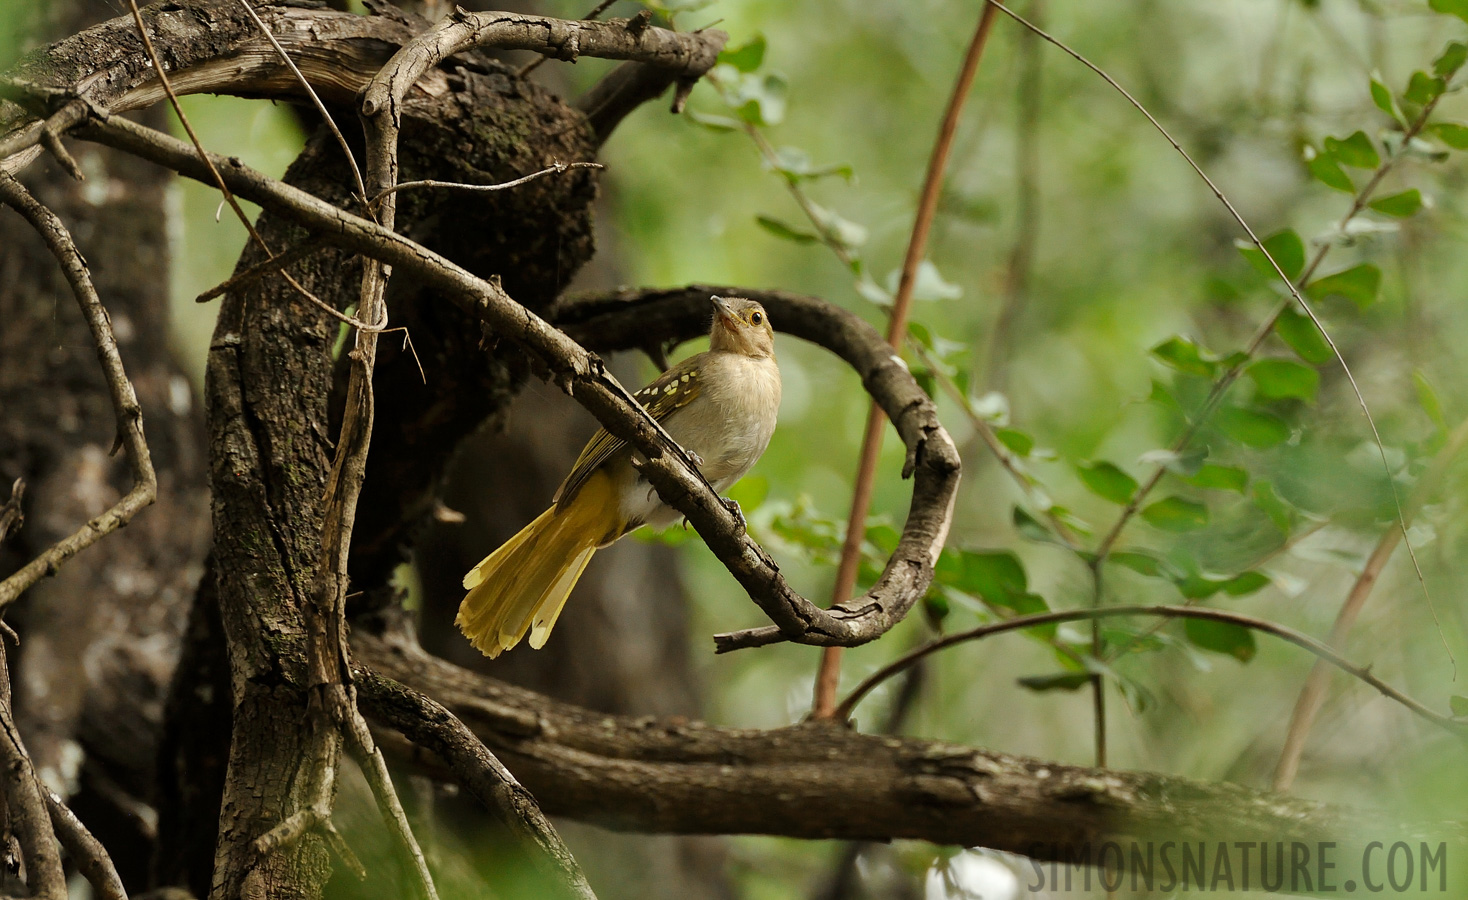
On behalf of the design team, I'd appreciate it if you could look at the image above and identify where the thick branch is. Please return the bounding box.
[353,633,1461,856]
[0,173,157,612]
[81,117,961,651]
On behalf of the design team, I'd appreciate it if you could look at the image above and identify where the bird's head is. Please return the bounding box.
[709,296,775,359]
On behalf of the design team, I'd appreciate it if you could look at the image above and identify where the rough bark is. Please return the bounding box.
[196,39,598,900]
[356,630,1466,856]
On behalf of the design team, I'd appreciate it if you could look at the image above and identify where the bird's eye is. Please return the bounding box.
[750,312,763,325]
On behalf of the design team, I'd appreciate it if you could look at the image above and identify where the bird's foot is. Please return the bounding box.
[686,449,705,468]
[721,496,747,531]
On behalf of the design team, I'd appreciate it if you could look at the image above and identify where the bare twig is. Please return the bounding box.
[0,174,156,611]
[195,237,327,303]
[82,117,959,652]
[811,3,999,720]
[371,161,604,203]
[1273,418,1468,791]
[834,604,1468,734]
[342,713,439,900]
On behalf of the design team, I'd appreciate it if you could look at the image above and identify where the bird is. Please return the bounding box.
[456,296,781,658]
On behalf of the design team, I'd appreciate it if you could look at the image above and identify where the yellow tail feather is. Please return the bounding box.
[455,471,614,658]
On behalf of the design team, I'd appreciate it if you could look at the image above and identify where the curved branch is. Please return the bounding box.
[80,116,961,652]
[0,173,157,612]
[554,286,963,652]
[353,632,1465,857]
[833,604,1468,734]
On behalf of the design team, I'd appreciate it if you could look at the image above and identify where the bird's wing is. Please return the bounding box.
[553,355,704,509]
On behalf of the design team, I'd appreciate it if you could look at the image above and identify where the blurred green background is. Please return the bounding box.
[9,0,1468,895]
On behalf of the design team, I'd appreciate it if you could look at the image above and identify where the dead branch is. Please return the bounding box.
[0,173,157,612]
[353,631,1466,857]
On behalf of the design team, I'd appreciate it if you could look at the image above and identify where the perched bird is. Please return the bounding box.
[457,296,781,658]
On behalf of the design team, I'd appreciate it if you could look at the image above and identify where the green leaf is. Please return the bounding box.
[1186,464,1248,493]
[1217,406,1292,448]
[1138,446,1208,476]
[886,259,962,302]
[1017,672,1092,693]
[719,34,766,72]
[1141,496,1209,532]
[729,72,788,126]
[1013,506,1065,547]
[1436,40,1468,77]
[1185,619,1258,662]
[1150,335,1217,377]
[1111,551,1168,577]
[1305,145,1355,193]
[1370,75,1401,122]
[755,215,818,244]
[763,146,854,183]
[1430,122,1468,149]
[1306,263,1381,309]
[1451,695,1468,717]
[1405,71,1447,106]
[1221,571,1271,596]
[1324,131,1380,169]
[686,110,741,132]
[1414,370,1448,433]
[1247,358,1320,403]
[1431,0,1468,25]
[1276,308,1334,365]
[1252,480,1295,534]
[809,202,869,249]
[995,427,1034,457]
[1236,229,1306,281]
[1076,461,1139,504]
[1369,189,1424,218]
[954,550,1027,599]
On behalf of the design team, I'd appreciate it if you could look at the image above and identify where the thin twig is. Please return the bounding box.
[1273,417,1468,791]
[834,604,1468,734]
[0,173,157,611]
[196,237,327,302]
[234,0,372,216]
[342,713,439,900]
[371,161,603,204]
[811,3,1001,720]
[984,0,1452,673]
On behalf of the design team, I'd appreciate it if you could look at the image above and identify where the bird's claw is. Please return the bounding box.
[721,497,747,531]
[686,449,705,468]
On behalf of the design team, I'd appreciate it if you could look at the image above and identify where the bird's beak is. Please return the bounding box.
[711,296,739,328]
